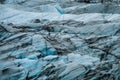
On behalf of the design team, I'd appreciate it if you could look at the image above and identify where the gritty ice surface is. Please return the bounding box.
[0,0,120,80]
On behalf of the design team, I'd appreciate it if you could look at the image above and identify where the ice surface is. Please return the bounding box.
[0,0,120,80]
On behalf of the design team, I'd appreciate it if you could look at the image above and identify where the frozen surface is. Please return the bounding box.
[0,0,120,80]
